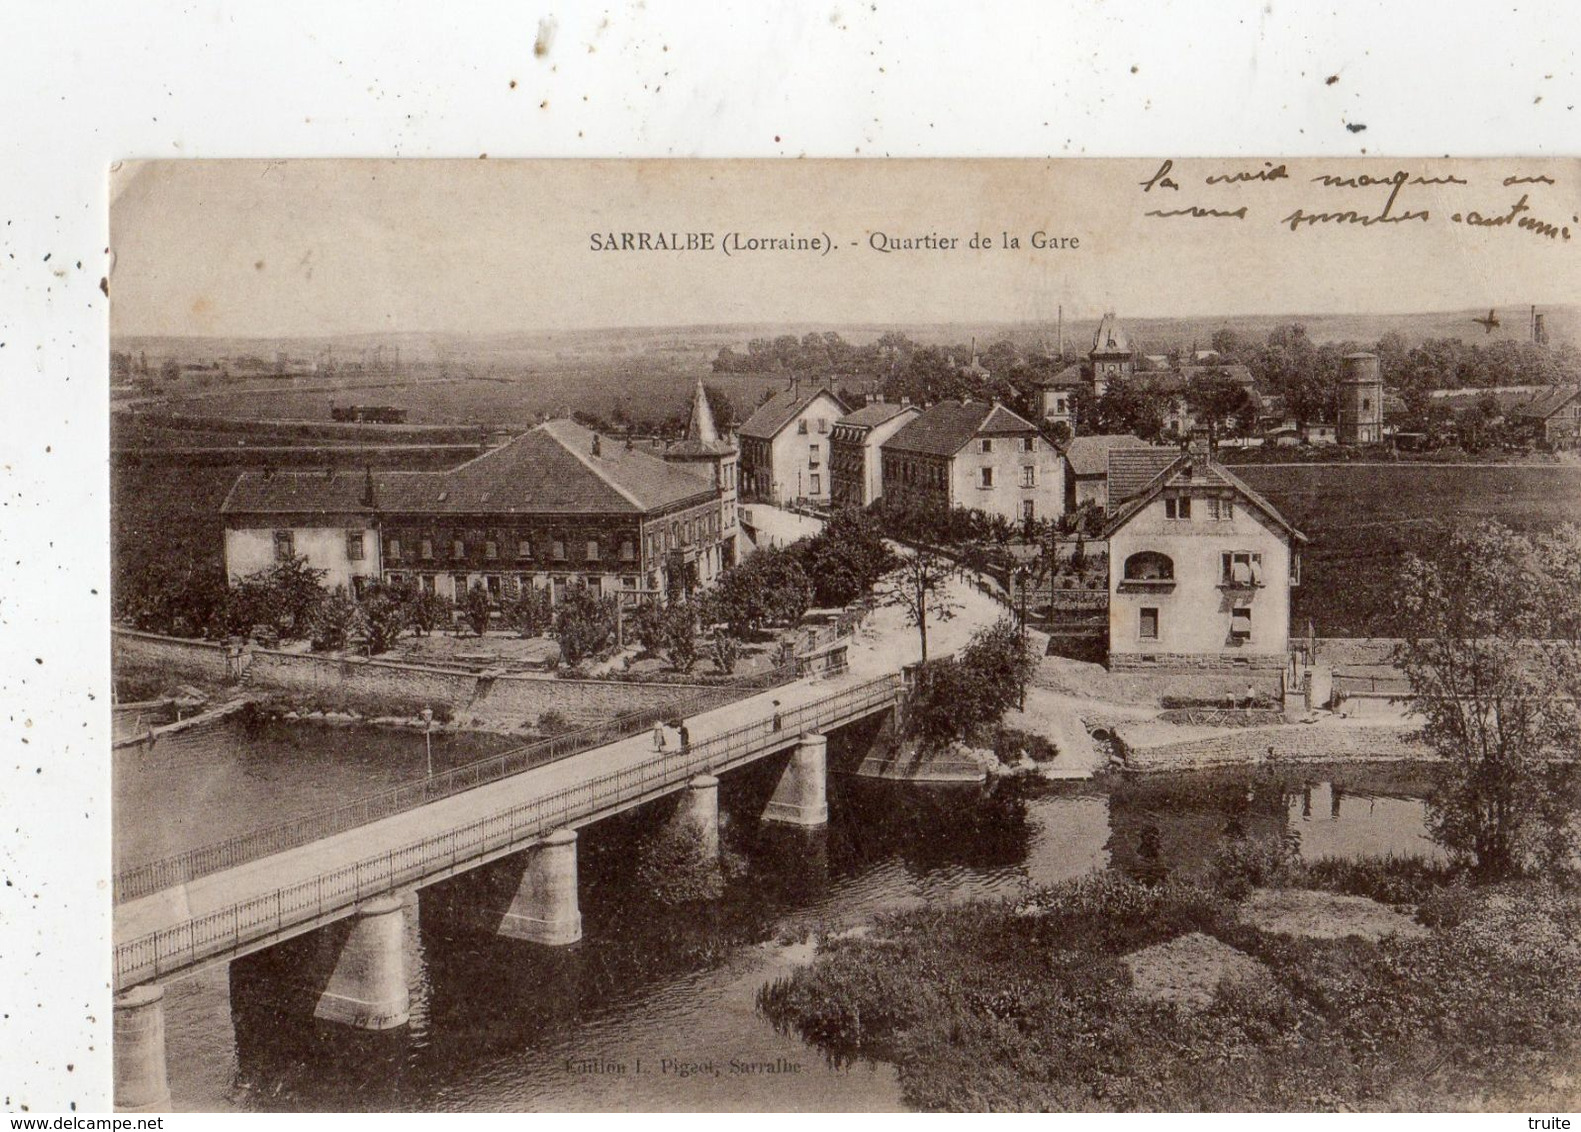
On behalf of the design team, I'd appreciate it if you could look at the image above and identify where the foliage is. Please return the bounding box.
[630,600,668,654]
[1208,832,1305,899]
[554,585,619,666]
[633,820,725,905]
[308,585,357,652]
[501,584,552,639]
[460,581,493,637]
[903,618,1034,747]
[224,554,328,641]
[801,509,896,607]
[704,543,813,635]
[387,578,453,637]
[354,580,409,654]
[758,868,1581,1111]
[710,631,741,675]
[877,545,959,663]
[660,600,701,673]
[1394,519,1581,879]
[1183,368,1259,445]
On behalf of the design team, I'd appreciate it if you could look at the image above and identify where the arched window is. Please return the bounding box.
[1123,551,1174,581]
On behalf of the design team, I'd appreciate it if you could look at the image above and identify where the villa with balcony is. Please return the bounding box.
[1101,444,1306,672]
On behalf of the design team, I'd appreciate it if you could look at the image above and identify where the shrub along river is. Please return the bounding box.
[128,718,1442,1112]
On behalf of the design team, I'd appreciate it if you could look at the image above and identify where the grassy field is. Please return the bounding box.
[1236,463,1581,636]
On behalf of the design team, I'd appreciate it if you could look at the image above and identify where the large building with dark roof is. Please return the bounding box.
[737,382,848,505]
[880,399,1065,526]
[221,403,737,610]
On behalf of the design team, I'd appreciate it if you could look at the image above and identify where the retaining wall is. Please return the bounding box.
[1117,720,1432,773]
[113,630,238,685]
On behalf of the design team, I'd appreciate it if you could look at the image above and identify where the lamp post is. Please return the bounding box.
[421,707,434,778]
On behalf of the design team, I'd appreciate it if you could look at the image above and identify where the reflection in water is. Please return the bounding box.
[151,755,1440,1112]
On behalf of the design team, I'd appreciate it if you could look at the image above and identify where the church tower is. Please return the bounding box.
[1088,312,1135,397]
[664,377,740,570]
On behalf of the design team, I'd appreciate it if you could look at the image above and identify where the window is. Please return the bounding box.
[274,530,294,561]
[1220,551,1264,586]
[1231,607,1253,640]
[420,539,434,560]
[387,573,405,587]
[980,438,993,453]
[552,539,567,562]
[586,539,600,562]
[1021,466,1036,488]
[817,418,828,434]
[486,575,502,603]
[1124,551,1174,581]
[484,540,499,560]
[1165,496,1192,520]
[808,443,820,465]
[1362,397,1372,412]
[452,539,465,560]
[1139,607,1159,640]
[384,536,400,561]
[620,538,636,562]
[351,575,368,600]
[622,575,637,590]
[980,467,994,489]
[517,538,532,559]
[797,419,809,435]
[1290,552,1301,587]
[1023,500,1036,524]
[1022,437,1035,453]
[451,573,467,599]
[810,473,821,494]
[421,574,436,595]
[346,531,365,561]
[1206,498,1234,521]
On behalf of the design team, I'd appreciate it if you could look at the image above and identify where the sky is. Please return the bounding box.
[110,158,1581,339]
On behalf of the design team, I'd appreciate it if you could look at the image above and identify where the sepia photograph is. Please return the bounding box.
[98,156,1581,1113]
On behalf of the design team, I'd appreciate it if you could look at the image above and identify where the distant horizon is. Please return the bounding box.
[110,302,1578,348]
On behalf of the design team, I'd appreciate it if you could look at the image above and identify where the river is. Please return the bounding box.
[135,729,1442,1113]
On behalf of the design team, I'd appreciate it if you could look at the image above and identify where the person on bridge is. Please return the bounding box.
[653,722,667,751]
[678,722,690,751]
[771,700,783,731]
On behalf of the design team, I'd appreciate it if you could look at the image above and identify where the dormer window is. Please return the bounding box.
[1165,496,1192,520]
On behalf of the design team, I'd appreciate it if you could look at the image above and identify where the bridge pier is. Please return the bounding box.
[113,985,171,1113]
[763,732,828,827]
[477,829,582,946]
[311,893,412,1029]
[676,774,720,856]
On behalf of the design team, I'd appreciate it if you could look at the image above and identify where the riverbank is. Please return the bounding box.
[757,862,1581,1111]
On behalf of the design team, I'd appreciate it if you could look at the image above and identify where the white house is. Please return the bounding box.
[737,383,849,506]
[1102,444,1306,672]
[880,400,1065,527]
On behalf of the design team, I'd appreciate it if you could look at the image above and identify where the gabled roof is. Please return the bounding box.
[1064,433,1153,478]
[738,385,848,440]
[222,418,715,518]
[882,400,1039,458]
[1511,385,1581,420]
[1106,447,1181,506]
[1102,453,1307,543]
[1028,362,1086,389]
[836,402,916,429]
[1141,364,1256,394]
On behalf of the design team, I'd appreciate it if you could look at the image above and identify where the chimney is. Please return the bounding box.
[591,433,602,457]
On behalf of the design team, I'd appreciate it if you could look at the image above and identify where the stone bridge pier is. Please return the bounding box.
[472,829,583,946]
[763,732,828,827]
[114,985,171,1113]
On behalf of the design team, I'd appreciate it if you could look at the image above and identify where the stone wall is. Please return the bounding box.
[1117,720,1432,773]
[1110,652,1288,673]
[113,629,239,686]
[245,648,718,727]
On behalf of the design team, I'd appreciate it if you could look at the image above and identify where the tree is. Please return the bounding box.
[309,585,357,652]
[401,584,454,636]
[355,581,409,655]
[461,582,494,637]
[1394,520,1581,879]
[630,599,668,655]
[878,545,960,663]
[710,631,741,675]
[224,554,328,640]
[502,584,552,639]
[661,600,700,673]
[555,586,618,666]
[1183,369,1258,448]
[802,509,895,607]
[902,619,1035,748]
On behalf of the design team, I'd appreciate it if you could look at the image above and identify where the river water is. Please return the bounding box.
[136,722,1442,1113]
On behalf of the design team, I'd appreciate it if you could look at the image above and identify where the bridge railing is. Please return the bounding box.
[112,659,816,904]
[113,670,902,991]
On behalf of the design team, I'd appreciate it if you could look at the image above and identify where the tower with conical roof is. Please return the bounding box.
[663,376,740,567]
[1089,311,1135,397]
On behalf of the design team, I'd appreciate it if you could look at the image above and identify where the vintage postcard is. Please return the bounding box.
[108,158,1581,1113]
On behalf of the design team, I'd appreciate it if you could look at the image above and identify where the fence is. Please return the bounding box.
[113,670,901,991]
[112,658,809,904]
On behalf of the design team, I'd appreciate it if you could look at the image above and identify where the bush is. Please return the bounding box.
[354,581,409,655]
[710,631,741,675]
[460,582,493,637]
[1209,832,1304,899]
[502,585,552,639]
[309,585,357,652]
[554,586,618,666]
[537,709,570,735]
